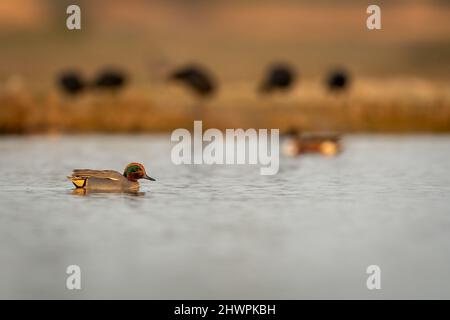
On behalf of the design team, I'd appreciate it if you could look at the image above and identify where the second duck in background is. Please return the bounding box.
[281,128,342,157]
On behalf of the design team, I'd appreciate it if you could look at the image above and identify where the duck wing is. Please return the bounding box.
[70,169,123,179]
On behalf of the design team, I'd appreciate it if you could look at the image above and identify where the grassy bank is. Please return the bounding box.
[1,78,449,134]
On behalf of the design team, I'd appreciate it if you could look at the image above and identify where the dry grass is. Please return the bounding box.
[1,1,449,134]
[1,77,449,134]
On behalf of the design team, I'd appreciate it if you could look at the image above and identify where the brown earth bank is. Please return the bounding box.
[1,1,449,134]
[1,78,449,134]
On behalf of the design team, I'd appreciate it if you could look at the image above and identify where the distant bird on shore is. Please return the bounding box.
[57,71,85,96]
[93,69,127,92]
[326,69,350,92]
[168,64,216,97]
[259,63,296,93]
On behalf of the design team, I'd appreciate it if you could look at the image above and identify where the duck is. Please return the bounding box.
[68,163,155,192]
[168,64,216,97]
[282,129,341,157]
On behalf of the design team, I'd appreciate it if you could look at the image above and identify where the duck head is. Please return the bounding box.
[123,163,155,182]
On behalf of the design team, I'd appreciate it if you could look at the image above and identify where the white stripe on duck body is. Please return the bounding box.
[68,163,155,192]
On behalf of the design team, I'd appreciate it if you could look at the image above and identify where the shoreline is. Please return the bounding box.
[1,79,449,134]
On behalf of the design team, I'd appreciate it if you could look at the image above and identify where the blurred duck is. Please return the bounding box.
[326,69,350,92]
[259,63,296,93]
[58,71,85,96]
[282,129,341,157]
[68,163,155,192]
[168,64,216,97]
[93,68,127,92]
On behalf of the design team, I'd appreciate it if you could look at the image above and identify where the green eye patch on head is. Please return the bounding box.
[124,164,142,177]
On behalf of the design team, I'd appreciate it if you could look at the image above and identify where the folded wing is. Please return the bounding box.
[68,169,124,188]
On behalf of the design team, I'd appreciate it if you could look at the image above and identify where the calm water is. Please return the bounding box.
[0,135,449,299]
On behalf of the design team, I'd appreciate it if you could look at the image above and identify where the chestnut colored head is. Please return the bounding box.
[123,163,155,182]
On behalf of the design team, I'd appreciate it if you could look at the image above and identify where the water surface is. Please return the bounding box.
[0,135,449,299]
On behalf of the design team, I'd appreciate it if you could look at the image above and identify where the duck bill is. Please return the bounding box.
[144,174,156,181]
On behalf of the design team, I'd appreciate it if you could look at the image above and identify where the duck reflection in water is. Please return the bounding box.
[71,188,146,197]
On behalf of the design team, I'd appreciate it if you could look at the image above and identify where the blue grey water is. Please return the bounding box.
[0,135,449,299]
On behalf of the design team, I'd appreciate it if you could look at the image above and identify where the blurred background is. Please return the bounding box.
[1,1,450,299]
[0,0,450,133]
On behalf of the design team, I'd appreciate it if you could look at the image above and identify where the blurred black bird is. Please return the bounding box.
[93,69,127,92]
[326,69,350,92]
[168,65,216,97]
[259,63,296,93]
[58,71,85,96]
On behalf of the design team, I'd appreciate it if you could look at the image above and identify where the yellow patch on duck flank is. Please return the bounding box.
[72,178,87,188]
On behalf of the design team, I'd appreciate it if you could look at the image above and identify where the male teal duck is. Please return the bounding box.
[68,163,155,192]
[282,129,342,157]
